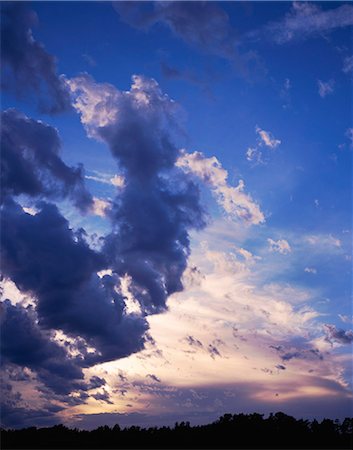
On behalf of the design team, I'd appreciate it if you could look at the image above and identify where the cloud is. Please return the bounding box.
[342,55,353,74]
[267,238,292,255]
[0,199,149,367]
[345,128,353,149]
[280,78,292,109]
[110,174,126,188]
[257,2,353,45]
[91,389,113,404]
[68,74,206,314]
[114,1,238,62]
[185,336,204,350]
[1,3,71,113]
[1,300,88,397]
[304,267,317,274]
[246,126,280,165]
[176,150,265,225]
[246,147,263,164]
[338,314,353,325]
[91,197,111,217]
[324,324,353,345]
[318,79,335,98]
[146,374,161,383]
[1,109,92,212]
[305,234,341,248]
[256,126,281,149]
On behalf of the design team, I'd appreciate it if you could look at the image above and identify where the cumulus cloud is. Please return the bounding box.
[0,199,149,367]
[69,74,206,314]
[267,238,292,255]
[257,2,353,44]
[1,300,88,397]
[176,151,265,225]
[1,3,71,113]
[318,79,335,98]
[1,109,92,211]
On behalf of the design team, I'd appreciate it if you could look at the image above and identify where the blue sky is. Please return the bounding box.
[1,1,352,429]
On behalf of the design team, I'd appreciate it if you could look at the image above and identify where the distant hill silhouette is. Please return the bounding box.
[2,412,352,449]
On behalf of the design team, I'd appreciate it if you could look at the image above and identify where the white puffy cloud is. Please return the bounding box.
[66,76,120,138]
[67,74,175,140]
[267,238,292,255]
[176,150,265,225]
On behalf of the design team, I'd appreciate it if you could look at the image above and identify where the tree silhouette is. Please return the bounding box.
[1,412,352,449]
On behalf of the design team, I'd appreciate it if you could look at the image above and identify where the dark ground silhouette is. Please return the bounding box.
[1,412,352,449]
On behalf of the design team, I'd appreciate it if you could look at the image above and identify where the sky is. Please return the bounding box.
[0,0,352,430]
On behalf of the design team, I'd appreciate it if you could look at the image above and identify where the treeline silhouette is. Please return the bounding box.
[2,412,352,449]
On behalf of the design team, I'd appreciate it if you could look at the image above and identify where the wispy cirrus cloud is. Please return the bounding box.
[249,2,353,45]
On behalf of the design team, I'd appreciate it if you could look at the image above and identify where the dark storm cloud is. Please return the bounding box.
[104,174,205,314]
[1,3,71,113]
[324,324,353,345]
[114,1,238,61]
[0,199,149,366]
[70,74,206,314]
[1,109,92,211]
[0,300,88,397]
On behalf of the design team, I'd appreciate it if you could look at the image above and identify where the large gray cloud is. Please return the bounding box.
[0,199,149,366]
[1,3,71,113]
[1,109,92,212]
[69,74,206,314]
